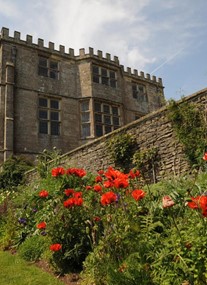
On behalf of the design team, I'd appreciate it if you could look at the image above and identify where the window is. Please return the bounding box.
[38,56,59,79]
[92,65,117,88]
[38,97,61,135]
[132,83,148,102]
[80,101,91,138]
[94,101,120,137]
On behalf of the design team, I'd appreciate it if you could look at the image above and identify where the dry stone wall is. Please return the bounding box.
[27,88,207,182]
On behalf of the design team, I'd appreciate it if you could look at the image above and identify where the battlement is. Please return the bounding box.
[0,27,163,85]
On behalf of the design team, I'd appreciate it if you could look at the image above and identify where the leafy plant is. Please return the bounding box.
[167,99,207,168]
[107,133,137,170]
[0,156,33,190]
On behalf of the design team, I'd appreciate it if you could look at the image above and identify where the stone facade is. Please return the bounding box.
[27,87,206,183]
[0,27,164,164]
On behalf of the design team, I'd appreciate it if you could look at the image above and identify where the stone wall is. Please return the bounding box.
[26,87,207,182]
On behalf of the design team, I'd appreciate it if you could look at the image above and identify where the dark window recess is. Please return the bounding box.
[38,56,59,79]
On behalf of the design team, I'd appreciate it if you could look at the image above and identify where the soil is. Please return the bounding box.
[35,260,81,285]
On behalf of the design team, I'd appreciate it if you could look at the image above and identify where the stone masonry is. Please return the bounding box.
[0,27,164,165]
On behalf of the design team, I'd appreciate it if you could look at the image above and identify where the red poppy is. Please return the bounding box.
[50,243,62,251]
[94,184,102,192]
[187,196,200,209]
[103,180,113,188]
[97,169,104,175]
[203,152,207,161]
[131,189,146,201]
[113,177,129,188]
[128,169,140,179]
[37,221,46,229]
[74,197,83,206]
[73,191,82,198]
[66,168,86,177]
[63,198,75,208]
[51,167,65,177]
[39,190,49,198]
[64,188,75,196]
[95,176,103,183]
[100,191,117,206]
[162,195,175,208]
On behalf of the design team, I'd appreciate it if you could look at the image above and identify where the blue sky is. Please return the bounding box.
[0,0,206,100]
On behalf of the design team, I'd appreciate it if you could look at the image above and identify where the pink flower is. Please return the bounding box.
[162,195,175,208]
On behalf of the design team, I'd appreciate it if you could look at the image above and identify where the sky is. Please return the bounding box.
[0,0,206,100]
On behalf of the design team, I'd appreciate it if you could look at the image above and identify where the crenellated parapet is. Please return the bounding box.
[0,27,163,85]
[120,65,163,86]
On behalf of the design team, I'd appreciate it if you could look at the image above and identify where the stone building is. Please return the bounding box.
[0,27,165,164]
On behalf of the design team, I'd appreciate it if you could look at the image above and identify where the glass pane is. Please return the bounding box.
[93,75,99,83]
[102,77,108,85]
[133,90,138,99]
[39,98,48,107]
[94,102,101,112]
[50,61,58,70]
[138,85,144,93]
[51,122,60,135]
[104,115,111,125]
[113,117,120,126]
[93,65,99,74]
[50,71,58,79]
[103,104,110,114]
[39,121,48,134]
[81,112,90,122]
[105,125,112,134]
[101,68,107,77]
[82,123,90,137]
[95,113,102,122]
[95,125,103,137]
[112,106,118,115]
[50,100,59,109]
[81,101,89,111]
[38,66,48,77]
[51,111,59,121]
[39,110,47,119]
[39,57,47,67]
[109,71,116,79]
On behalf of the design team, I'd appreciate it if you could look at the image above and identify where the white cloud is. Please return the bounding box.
[0,0,206,75]
[0,0,21,18]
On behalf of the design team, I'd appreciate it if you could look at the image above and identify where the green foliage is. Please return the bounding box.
[36,147,62,178]
[167,99,207,168]
[0,156,33,190]
[18,235,48,262]
[132,147,159,182]
[107,133,137,169]
[1,161,207,284]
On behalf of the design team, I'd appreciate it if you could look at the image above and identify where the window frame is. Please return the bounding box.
[38,96,61,136]
[38,56,59,80]
[132,82,148,102]
[92,65,117,88]
[94,101,121,137]
[80,100,91,138]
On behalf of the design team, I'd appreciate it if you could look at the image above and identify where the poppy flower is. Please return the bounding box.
[113,177,129,188]
[50,243,62,251]
[162,195,175,208]
[51,167,65,177]
[95,176,103,183]
[131,189,146,201]
[63,198,75,208]
[39,190,49,198]
[100,191,117,206]
[94,184,102,192]
[64,188,75,196]
[37,221,46,229]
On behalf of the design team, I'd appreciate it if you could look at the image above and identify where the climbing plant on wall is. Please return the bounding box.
[167,99,207,168]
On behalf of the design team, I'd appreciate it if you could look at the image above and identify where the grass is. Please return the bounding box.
[0,251,64,285]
